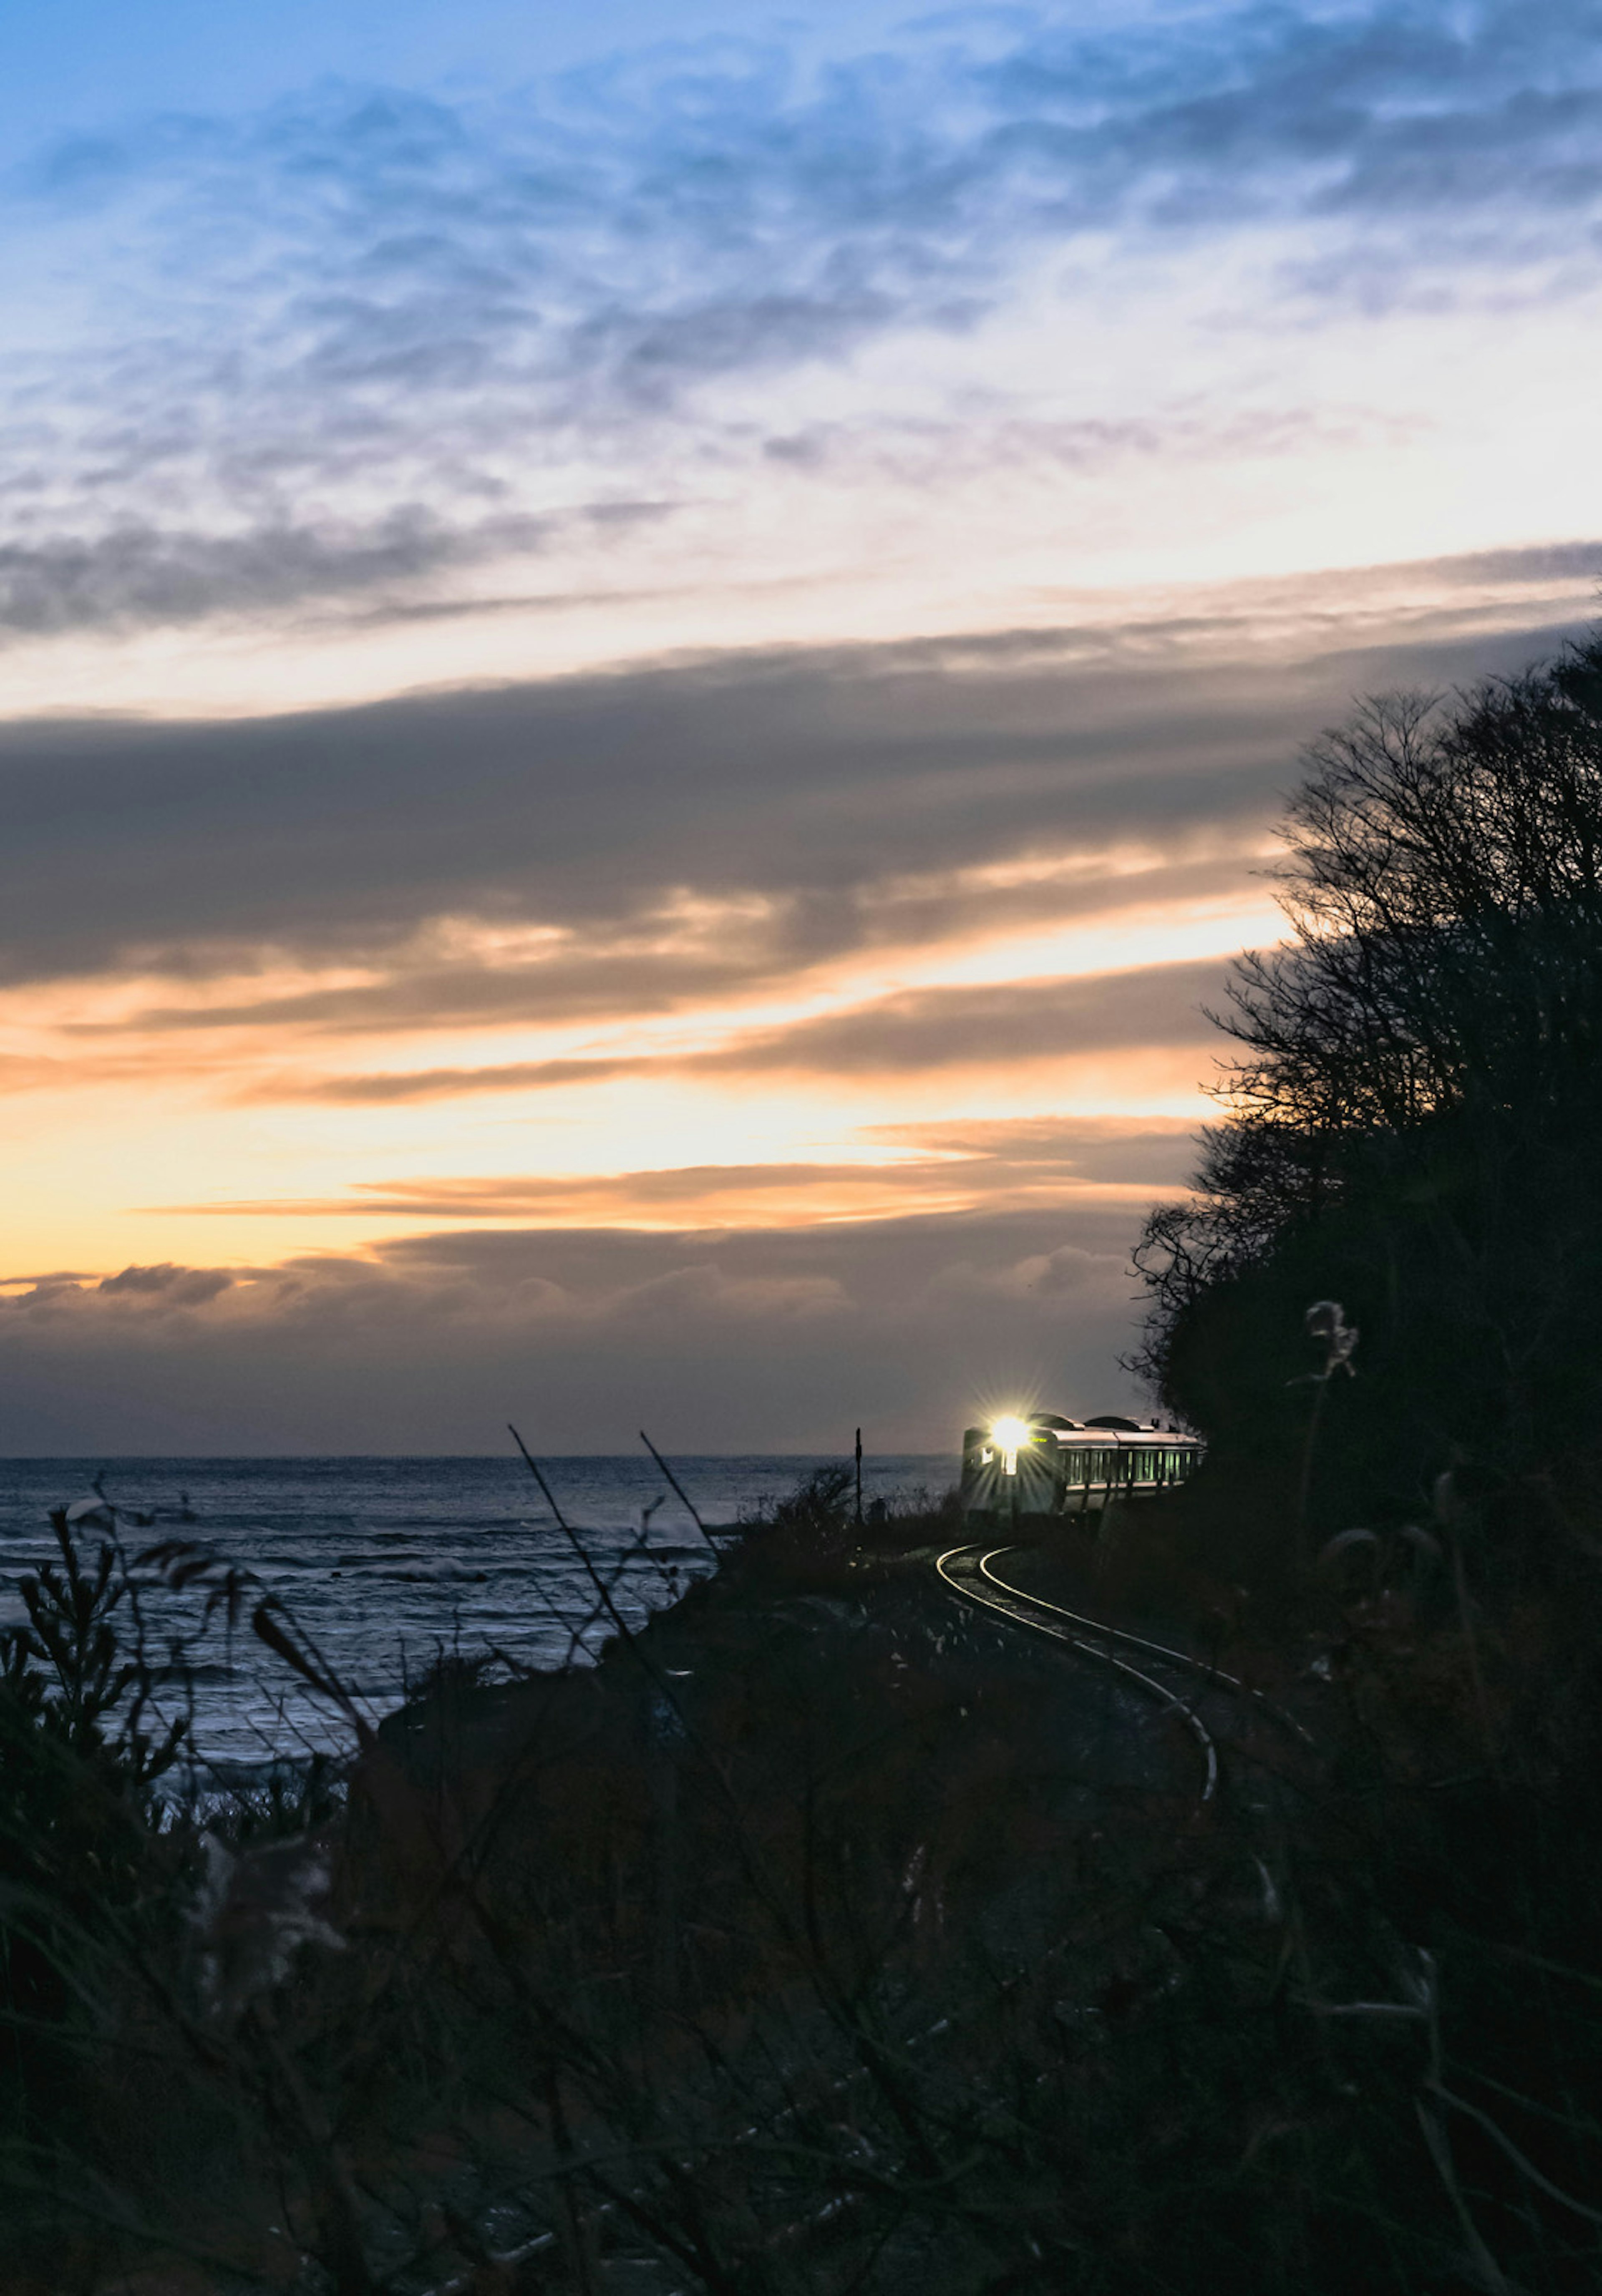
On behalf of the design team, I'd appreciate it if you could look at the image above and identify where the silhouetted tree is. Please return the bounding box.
[1131,628,1602,1560]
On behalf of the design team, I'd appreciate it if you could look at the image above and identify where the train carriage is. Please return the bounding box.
[960,1410,1204,1526]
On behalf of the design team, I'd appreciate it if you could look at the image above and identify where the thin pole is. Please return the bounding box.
[855,1427,863,1529]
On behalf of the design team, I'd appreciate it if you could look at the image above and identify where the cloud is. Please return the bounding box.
[4,5,1601,637]
[0,509,569,638]
[156,1162,946,1221]
[95,1261,235,1306]
[685,959,1230,1077]
[252,957,1227,1101]
[143,1128,1184,1226]
[0,1206,1154,1450]
[272,1054,650,1102]
[880,1115,1203,1187]
[119,947,765,1041]
[2,595,1581,1004]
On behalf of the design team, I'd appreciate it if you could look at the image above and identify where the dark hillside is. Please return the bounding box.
[3,1470,1601,2293]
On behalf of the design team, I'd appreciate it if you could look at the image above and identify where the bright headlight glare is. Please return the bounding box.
[990,1415,1031,1450]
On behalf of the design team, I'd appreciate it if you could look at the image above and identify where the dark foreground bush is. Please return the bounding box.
[2,1479,1600,2294]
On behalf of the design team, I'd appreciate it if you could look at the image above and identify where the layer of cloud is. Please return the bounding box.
[2,599,1582,1003]
[0,1206,1158,1451]
[682,960,1231,1077]
[138,1105,1200,1226]
[0,508,610,638]
[258,959,1228,1101]
[4,3,1600,636]
[878,1115,1203,1188]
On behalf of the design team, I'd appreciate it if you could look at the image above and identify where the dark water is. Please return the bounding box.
[0,1454,952,1779]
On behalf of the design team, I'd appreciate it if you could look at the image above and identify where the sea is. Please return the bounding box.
[0,1454,952,1788]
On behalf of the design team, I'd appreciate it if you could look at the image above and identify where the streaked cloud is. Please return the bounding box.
[140,1101,1200,1226]
[878,1115,1202,1187]
[0,590,1574,996]
[0,512,516,638]
[1,2,1598,677]
[242,959,1226,1101]
[680,961,1230,1076]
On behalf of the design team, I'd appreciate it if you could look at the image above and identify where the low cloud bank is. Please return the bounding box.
[0,1206,1157,1455]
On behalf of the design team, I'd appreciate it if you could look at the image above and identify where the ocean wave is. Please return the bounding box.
[0,1453,945,1762]
[374,1562,494,1582]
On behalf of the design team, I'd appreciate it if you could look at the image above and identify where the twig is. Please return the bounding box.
[1428,2081,1602,2227]
[507,1425,641,1656]
[1415,2100,1524,2296]
[637,1430,719,1551]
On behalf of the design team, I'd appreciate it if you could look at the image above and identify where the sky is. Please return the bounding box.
[1,0,1599,1453]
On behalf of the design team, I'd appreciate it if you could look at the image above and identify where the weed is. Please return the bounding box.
[0,1463,1599,2294]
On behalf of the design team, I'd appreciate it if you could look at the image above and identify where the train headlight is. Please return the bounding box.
[991,1414,1030,1474]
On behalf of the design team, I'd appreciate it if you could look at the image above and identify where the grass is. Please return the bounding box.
[1,1464,1599,2293]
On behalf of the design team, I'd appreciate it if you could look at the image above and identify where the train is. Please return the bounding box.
[959,1411,1205,1526]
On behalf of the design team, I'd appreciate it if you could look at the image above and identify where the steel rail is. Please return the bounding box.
[935,1544,1219,1805]
[974,1546,1315,1751]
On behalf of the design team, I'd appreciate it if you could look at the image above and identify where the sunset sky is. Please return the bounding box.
[2,0,1599,1451]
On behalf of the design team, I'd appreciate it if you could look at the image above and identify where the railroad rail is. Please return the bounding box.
[976,1547,1313,1747]
[935,1543,1318,1805]
[935,1542,1221,1804]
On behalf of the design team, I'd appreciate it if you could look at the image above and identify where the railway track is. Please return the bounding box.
[935,1541,1315,1808]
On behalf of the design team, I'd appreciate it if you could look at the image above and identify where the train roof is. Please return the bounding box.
[1033,1412,1196,1436]
[969,1412,1202,1444]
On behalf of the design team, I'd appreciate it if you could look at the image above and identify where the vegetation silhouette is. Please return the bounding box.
[1132,626,1602,1581]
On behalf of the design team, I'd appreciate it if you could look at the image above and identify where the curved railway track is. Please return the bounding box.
[935,1541,1315,1807]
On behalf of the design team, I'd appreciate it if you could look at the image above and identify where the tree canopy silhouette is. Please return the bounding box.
[1131,627,1602,1561]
